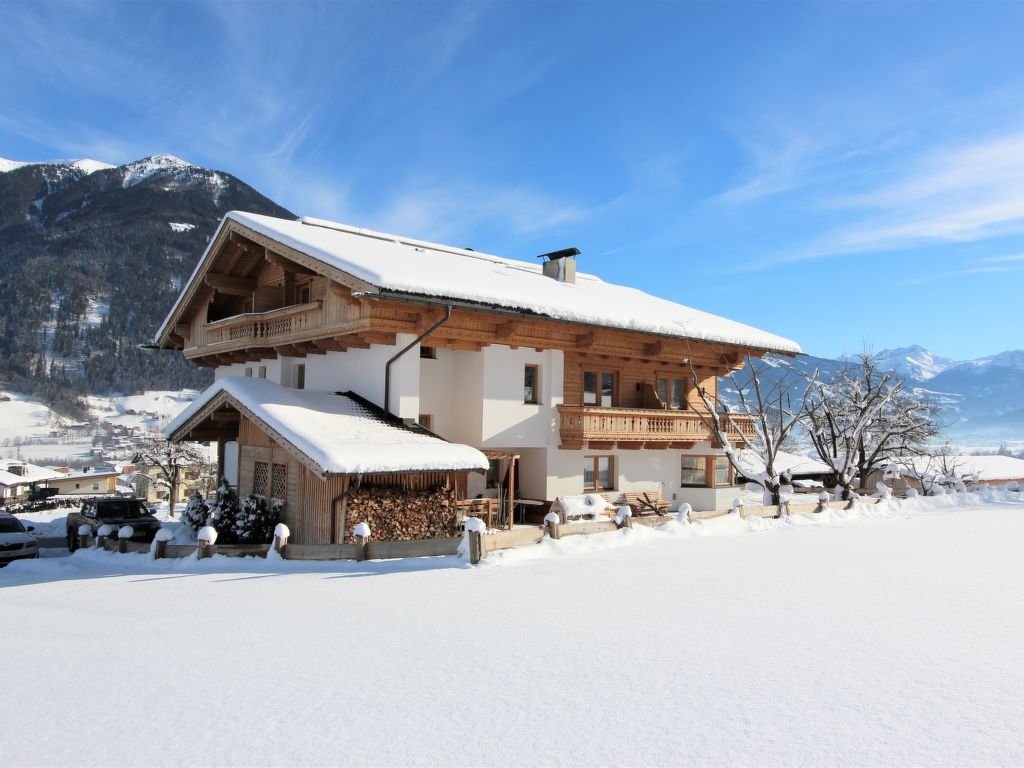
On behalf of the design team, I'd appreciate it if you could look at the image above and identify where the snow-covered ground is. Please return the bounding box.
[3,491,1022,766]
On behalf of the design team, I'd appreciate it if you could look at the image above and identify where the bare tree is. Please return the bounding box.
[898,441,975,495]
[131,438,213,517]
[804,355,939,500]
[689,356,816,506]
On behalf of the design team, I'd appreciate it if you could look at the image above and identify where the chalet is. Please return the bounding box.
[0,461,63,505]
[157,211,801,544]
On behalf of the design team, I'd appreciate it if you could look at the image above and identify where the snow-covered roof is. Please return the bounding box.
[892,454,1024,482]
[52,468,122,482]
[166,377,488,476]
[733,449,832,480]
[159,211,801,354]
[0,461,64,487]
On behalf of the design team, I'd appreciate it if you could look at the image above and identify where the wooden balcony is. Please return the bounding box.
[557,405,754,450]
[187,301,325,359]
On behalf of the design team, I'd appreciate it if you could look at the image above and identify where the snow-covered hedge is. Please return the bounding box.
[181,490,210,537]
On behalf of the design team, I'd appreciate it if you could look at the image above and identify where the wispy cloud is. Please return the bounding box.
[740,130,1024,268]
[981,252,1024,264]
[341,180,588,244]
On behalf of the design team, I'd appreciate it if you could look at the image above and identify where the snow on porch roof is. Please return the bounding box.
[193,211,801,354]
[166,377,489,476]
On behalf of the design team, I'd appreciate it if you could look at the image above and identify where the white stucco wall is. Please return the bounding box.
[544,443,737,511]
[480,346,558,448]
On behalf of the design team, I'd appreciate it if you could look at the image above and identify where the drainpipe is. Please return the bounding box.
[383,304,452,418]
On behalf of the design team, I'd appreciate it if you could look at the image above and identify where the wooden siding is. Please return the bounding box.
[236,415,466,545]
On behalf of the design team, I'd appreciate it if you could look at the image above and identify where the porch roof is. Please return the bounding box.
[166,377,488,477]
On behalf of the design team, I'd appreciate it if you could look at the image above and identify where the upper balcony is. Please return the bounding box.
[189,301,325,359]
[557,405,754,450]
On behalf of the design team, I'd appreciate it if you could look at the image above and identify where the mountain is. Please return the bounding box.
[734,347,1024,444]
[0,154,294,416]
[867,345,956,381]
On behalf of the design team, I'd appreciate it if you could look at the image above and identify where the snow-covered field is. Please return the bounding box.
[3,492,1023,766]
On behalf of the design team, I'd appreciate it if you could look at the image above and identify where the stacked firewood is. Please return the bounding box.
[343,486,459,542]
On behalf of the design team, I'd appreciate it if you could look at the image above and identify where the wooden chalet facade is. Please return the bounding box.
[159,212,801,542]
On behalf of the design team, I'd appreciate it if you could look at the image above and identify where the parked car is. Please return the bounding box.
[66,497,162,551]
[0,513,39,566]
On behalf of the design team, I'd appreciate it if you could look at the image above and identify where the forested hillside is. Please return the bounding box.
[0,155,294,416]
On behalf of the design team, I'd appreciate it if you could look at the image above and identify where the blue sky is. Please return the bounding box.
[2,1,1023,360]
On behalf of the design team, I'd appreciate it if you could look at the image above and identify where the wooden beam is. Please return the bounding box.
[266,249,316,275]
[206,273,256,295]
[173,323,190,338]
[643,341,663,357]
[495,321,519,340]
[361,331,397,346]
[576,332,596,349]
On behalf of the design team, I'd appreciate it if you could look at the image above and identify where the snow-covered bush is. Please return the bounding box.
[232,494,282,544]
[206,482,241,543]
[181,490,209,537]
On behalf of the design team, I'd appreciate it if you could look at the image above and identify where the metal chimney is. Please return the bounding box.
[538,247,580,284]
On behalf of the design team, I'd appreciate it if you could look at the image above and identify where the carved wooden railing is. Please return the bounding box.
[194,301,323,352]
[557,405,754,447]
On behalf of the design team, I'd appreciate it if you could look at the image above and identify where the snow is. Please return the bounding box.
[0,157,114,174]
[96,524,114,537]
[168,222,195,233]
[167,377,488,475]
[121,154,194,188]
[353,521,371,539]
[197,526,217,543]
[2,492,1023,765]
[894,453,1024,482]
[550,493,614,519]
[118,525,135,539]
[869,345,955,381]
[159,211,802,354]
[87,389,199,431]
[732,448,832,480]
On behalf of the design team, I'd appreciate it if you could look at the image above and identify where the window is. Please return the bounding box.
[244,367,253,377]
[584,455,615,491]
[714,456,732,486]
[258,365,267,379]
[418,414,433,431]
[298,285,311,304]
[92,482,99,491]
[524,364,539,404]
[583,370,616,406]
[271,463,287,500]
[657,378,686,409]
[253,461,269,497]
[294,364,306,390]
[681,456,706,487]
[74,483,81,489]
[419,346,437,359]
[680,456,733,487]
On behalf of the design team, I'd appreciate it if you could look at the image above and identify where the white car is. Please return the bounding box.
[0,514,39,566]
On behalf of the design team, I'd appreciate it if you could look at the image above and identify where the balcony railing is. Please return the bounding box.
[557,405,754,448]
[191,301,323,354]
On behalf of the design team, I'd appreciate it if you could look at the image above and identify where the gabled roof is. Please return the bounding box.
[733,449,833,480]
[157,211,801,355]
[165,377,488,476]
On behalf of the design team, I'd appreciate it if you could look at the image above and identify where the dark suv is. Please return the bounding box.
[66,497,162,551]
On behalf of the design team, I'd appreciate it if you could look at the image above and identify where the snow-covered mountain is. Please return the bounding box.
[0,154,293,415]
[730,346,1024,443]
[867,345,956,381]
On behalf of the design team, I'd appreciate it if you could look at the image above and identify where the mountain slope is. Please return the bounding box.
[733,347,1024,443]
[0,155,294,414]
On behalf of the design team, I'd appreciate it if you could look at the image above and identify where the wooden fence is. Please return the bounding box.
[86,496,887,566]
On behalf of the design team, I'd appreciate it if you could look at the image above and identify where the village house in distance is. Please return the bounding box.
[158,212,801,544]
